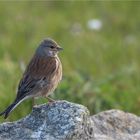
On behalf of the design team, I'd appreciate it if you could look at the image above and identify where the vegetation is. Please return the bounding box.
[0,1,140,122]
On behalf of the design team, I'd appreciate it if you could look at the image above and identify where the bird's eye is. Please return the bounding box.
[50,46,55,49]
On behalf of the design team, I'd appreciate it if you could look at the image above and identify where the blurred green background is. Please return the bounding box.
[0,1,140,122]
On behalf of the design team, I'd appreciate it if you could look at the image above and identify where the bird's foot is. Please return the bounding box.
[46,97,56,105]
[32,98,38,108]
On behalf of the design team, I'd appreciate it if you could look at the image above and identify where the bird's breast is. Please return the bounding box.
[52,57,62,84]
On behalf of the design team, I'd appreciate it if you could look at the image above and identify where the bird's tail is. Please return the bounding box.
[0,96,26,119]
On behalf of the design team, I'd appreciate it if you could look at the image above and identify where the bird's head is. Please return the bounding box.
[37,38,63,57]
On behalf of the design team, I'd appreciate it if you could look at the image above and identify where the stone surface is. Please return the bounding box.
[92,110,140,140]
[0,101,140,140]
[0,101,94,140]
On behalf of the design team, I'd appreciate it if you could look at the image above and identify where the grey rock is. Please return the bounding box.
[0,101,140,140]
[92,110,140,140]
[0,101,94,140]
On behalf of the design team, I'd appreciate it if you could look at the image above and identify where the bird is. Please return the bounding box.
[0,38,63,119]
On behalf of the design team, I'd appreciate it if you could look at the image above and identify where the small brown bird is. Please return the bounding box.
[0,38,63,119]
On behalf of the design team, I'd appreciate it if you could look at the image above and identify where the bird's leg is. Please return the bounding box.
[32,97,36,107]
[46,96,55,103]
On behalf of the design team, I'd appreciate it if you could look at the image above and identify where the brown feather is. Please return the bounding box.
[25,55,57,77]
[17,54,62,98]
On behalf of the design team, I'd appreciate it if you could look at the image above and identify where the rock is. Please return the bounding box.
[0,101,94,140]
[0,101,140,140]
[92,110,140,140]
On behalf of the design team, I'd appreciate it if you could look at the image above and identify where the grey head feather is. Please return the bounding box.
[36,38,59,57]
[40,38,58,47]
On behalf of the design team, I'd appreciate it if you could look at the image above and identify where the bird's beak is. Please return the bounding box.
[57,46,63,51]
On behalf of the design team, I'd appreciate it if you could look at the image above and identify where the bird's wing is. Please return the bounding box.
[17,56,57,99]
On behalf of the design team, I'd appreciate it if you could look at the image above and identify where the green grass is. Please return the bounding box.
[0,1,140,122]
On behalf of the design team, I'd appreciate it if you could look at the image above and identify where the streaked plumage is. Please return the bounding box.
[0,38,62,119]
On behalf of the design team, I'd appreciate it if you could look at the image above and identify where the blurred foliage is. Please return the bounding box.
[0,1,140,122]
